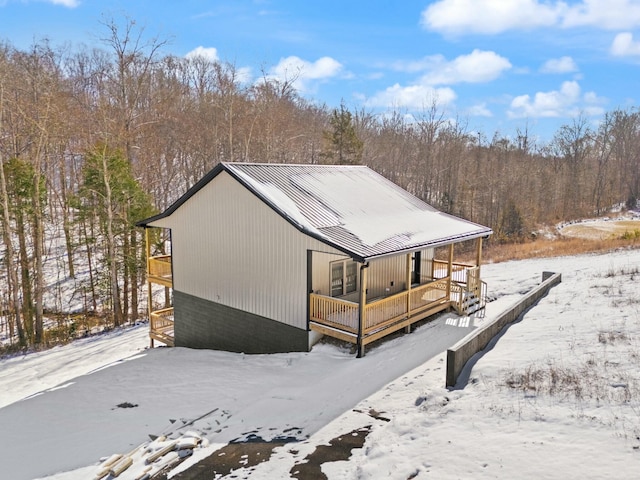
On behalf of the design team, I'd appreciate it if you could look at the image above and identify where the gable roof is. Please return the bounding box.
[138,162,492,262]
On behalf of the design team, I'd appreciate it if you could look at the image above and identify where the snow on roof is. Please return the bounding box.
[225,163,492,260]
[138,162,492,261]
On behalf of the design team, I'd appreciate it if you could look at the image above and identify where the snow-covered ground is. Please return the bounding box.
[1,248,639,479]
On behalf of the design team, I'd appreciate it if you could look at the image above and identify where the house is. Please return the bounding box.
[137,162,492,357]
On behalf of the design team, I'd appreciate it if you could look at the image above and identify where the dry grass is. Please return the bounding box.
[478,236,640,264]
[561,220,640,240]
[475,218,640,263]
[502,359,637,405]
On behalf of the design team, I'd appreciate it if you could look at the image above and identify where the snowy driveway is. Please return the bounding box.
[0,312,483,480]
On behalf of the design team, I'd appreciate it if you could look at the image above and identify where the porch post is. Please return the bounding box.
[357,262,368,358]
[446,243,454,304]
[306,250,313,333]
[145,227,154,349]
[476,237,483,273]
[405,253,412,333]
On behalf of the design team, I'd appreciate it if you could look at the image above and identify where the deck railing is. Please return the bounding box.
[148,255,172,286]
[410,278,449,311]
[310,294,359,332]
[310,277,452,335]
[150,306,175,346]
[450,266,487,314]
[365,292,407,329]
[433,259,475,284]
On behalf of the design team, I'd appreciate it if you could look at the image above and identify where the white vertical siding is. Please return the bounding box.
[309,247,437,302]
[153,171,343,330]
[367,255,406,299]
[366,248,435,300]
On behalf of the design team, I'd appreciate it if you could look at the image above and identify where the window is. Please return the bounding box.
[331,262,344,297]
[331,260,358,297]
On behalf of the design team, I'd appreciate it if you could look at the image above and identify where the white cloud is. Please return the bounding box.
[562,0,640,29]
[186,46,219,62]
[366,50,508,112]
[419,50,512,85]
[46,0,80,6]
[365,83,457,109]
[184,48,252,83]
[540,56,578,73]
[421,0,562,34]
[611,32,640,56]
[236,66,253,84]
[269,56,342,93]
[422,0,640,35]
[272,56,342,80]
[508,80,605,118]
[466,103,493,117]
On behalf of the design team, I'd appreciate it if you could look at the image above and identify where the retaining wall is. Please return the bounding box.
[446,271,562,388]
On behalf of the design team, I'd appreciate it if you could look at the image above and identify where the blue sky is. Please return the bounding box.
[2,0,640,143]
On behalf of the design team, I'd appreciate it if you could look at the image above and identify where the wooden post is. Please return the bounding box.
[146,228,154,349]
[446,244,454,307]
[475,237,484,300]
[405,253,412,333]
[306,250,313,333]
[431,253,435,280]
[357,263,368,358]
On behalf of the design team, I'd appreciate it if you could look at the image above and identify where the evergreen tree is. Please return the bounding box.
[77,144,155,326]
[321,101,363,165]
[498,200,526,243]
[1,157,47,344]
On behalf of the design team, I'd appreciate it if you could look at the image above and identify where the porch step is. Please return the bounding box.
[461,292,483,315]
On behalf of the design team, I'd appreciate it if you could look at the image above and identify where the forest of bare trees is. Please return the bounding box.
[1,19,639,349]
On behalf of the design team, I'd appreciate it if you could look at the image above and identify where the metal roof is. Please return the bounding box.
[138,162,493,262]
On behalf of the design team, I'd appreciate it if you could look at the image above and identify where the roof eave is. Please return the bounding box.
[360,228,493,262]
[136,163,227,227]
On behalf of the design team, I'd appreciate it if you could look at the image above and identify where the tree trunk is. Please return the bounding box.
[16,209,34,342]
[100,149,124,326]
[129,228,139,322]
[122,210,130,323]
[0,86,27,347]
[81,216,98,312]
[59,158,75,278]
[32,173,45,345]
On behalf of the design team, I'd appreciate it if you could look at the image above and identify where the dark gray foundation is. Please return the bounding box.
[173,290,310,354]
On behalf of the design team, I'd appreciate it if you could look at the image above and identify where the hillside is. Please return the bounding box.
[0,246,638,479]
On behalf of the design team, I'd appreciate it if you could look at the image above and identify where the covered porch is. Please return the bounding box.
[309,239,486,357]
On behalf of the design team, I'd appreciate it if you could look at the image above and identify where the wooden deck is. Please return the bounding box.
[150,306,175,347]
[310,264,487,353]
[148,255,173,287]
[147,250,174,347]
[309,277,453,348]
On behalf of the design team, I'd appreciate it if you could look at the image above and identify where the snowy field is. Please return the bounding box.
[1,247,639,479]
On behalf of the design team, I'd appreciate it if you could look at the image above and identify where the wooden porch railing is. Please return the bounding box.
[364,278,449,331]
[433,259,475,284]
[150,306,175,346]
[310,277,452,337]
[310,294,359,332]
[148,255,172,287]
[450,266,487,314]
